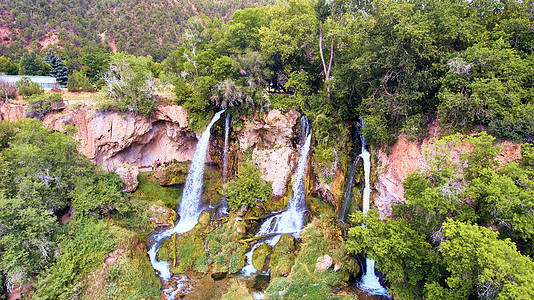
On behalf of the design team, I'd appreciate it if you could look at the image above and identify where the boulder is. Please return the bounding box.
[314,254,333,272]
[115,163,139,192]
[252,243,272,271]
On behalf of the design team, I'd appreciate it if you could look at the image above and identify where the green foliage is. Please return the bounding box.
[25,92,63,119]
[100,52,158,117]
[438,40,533,130]
[32,219,119,300]
[15,76,43,97]
[19,52,49,76]
[67,70,95,92]
[0,196,60,287]
[348,134,534,298]
[225,160,272,209]
[71,170,127,217]
[0,56,18,75]
[489,118,534,143]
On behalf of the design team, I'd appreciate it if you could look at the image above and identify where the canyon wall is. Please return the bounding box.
[374,122,523,219]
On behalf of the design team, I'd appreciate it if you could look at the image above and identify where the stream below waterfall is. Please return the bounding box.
[147,110,224,298]
[241,116,312,276]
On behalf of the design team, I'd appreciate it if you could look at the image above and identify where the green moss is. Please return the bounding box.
[206,226,248,274]
[157,163,188,186]
[265,217,360,299]
[221,279,254,300]
[134,172,180,209]
[252,243,272,271]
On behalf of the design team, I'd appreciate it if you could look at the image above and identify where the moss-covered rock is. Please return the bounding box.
[198,210,211,227]
[273,234,296,253]
[269,234,297,277]
[206,227,248,274]
[252,243,272,271]
[154,162,189,186]
[172,229,208,275]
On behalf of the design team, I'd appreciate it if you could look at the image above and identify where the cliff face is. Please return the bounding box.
[235,109,301,198]
[0,103,306,200]
[374,122,523,219]
[0,103,198,171]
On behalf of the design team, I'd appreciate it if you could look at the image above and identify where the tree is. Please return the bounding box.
[0,56,18,75]
[225,160,272,209]
[67,70,94,92]
[15,76,42,97]
[0,196,60,287]
[18,52,49,76]
[44,49,69,86]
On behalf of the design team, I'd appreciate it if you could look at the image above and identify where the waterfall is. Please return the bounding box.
[222,113,230,183]
[359,125,389,296]
[147,110,224,282]
[241,116,312,276]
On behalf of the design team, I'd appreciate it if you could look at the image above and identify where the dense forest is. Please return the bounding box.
[1,0,534,299]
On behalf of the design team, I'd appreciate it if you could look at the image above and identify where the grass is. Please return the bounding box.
[134,171,181,209]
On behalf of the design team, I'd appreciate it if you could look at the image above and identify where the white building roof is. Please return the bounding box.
[0,75,57,84]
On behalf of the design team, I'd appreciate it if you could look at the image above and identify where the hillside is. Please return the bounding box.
[0,0,274,61]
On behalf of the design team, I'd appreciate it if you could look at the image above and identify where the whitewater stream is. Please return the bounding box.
[147,110,224,297]
[241,116,312,276]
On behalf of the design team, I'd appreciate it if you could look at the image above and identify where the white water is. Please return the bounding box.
[222,113,230,182]
[359,131,389,296]
[241,116,312,276]
[148,110,224,283]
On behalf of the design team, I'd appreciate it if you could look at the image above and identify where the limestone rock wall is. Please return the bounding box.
[0,103,198,171]
[374,122,523,219]
[234,109,301,198]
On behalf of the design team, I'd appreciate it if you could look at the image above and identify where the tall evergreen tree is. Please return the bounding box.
[44,49,69,86]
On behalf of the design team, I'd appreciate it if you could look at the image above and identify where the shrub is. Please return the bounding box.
[225,160,272,210]
[15,76,42,97]
[24,93,63,119]
[488,118,534,143]
[67,70,95,92]
[0,79,16,101]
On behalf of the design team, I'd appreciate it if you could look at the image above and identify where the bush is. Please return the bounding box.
[67,70,95,92]
[0,79,16,101]
[225,160,272,209]
[24,93,63,119]
[488,118,534,143]
[15,76,42,97]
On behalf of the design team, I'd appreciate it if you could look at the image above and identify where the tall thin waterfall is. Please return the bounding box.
[241,116,312,276]
[222,113,230,183]
[148,110,225,281]
[359,127,389,296]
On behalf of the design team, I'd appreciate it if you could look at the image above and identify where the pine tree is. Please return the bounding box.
[44,50,69,86]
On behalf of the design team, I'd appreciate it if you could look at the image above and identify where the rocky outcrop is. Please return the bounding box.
[0,103,198,171]
[235,109,301,198]
[0,102,25,121]
[44,105,197,171]
[375,122,523,219]
[115,163,139,192]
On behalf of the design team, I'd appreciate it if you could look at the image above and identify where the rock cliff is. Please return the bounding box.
[374,122,523,219]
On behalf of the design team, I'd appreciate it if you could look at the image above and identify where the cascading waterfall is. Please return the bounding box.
[241,116,312,276]
[359,126,389,296]
[147,110,225,283]
[222,113,230,182]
